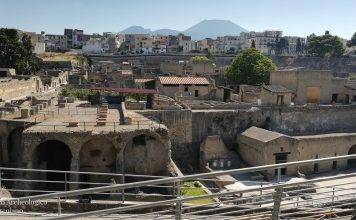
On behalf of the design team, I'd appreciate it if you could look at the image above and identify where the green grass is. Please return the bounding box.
[179,181,214,205]
[39,52,87,68]
[349,73,356,80]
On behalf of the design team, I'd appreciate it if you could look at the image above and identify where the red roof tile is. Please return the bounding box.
[134,78,155,83]
[158,76,210,85]
[91,87,157,94]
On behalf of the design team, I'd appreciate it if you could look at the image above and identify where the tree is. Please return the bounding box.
[306,31,345,57]
[226,48,276,85]
[275,37,289,55]
[205,50,214,61]
[190,56,212,64]
[118,41,129,52]
[21,34,40,74]
[227,47,236,54]
[347,32,356,47]
[267,36,289,55]
[251,40,256,48]
[296,38,304,54]
[0,28,39,74]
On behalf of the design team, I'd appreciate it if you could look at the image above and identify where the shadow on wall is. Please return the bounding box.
[79,137,116,190]
[123,134,168,176]
[32,140,72,191]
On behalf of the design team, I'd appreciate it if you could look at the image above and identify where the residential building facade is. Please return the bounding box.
[44,34,68,52]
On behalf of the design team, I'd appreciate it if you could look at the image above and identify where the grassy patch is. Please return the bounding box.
[39,52,87,68]
[179,181,214,205]
[349,72,356,80]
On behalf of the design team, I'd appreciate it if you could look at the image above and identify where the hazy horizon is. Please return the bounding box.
[0,0,355,39]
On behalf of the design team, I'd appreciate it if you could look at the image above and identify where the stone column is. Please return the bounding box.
[0,135,8,164]
[69,157,79,191]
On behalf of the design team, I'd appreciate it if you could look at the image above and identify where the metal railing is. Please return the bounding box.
[25,119,163,132]
[1,154,356,219]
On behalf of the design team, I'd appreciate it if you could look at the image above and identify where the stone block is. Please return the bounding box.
[32,106,39,114]
[36,104,43,110]
[66,97,75,103]
[58,99,67,104]
[21,108,30,118]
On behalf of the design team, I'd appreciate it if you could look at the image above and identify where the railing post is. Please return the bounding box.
[121,152,125,204]
[296,184,299,207]
[0,168,2,189]
[352,204,356,219]
[277,167,281,183]
[271,187,283,220]
[57,197,61,216]
[64,173,67,192]
[259,181,263,207]
[331,185,335,210]
[175,181,182,220]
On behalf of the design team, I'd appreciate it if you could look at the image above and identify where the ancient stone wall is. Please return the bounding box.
[271,56,356,73]
[138,105,356,171]
[267,105,356,135]
[192,109,266,150]
[0,77,43,101]
[139,108,267,170]
[0,120,27,165]
[16,125,171,192]
[138,110,193,169]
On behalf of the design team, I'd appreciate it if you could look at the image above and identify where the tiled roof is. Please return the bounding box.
[240,85,261,93]
[262,85,292,93]
[91,86,157,94]
[134,78,155,83]
[158,76,210,85]
[241,126,284,143]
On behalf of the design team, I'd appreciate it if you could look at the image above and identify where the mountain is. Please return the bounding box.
[183,19,247,40]
[152,29,180,36]
[119,20,248,40]
[120,25,152,35]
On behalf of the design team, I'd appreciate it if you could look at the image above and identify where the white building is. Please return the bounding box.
[212,36,249,53]
[178,34,196,53]
[33,42,46,54]
[152,43,167,53]
[82,38,110,54]
[180,40,196,53]
[241,30,283,54]
[22,31,46,54]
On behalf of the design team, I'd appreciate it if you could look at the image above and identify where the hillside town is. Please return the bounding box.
[1,0,356,219]
[25,28,308,56]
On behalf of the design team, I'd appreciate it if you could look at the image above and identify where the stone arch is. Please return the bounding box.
[32,140,72,191]
[348,145,356,168]
[122,132,169,176]
[7,127,24,167]
[79,137,117,187]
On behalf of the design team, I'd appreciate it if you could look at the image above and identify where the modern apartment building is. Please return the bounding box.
[44,34,68,52]
[64,29,87,48]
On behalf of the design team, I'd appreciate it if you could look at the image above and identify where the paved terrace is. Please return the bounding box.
[22,101,164,134]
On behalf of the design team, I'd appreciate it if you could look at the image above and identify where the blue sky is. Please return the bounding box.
[0,0,355,39]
